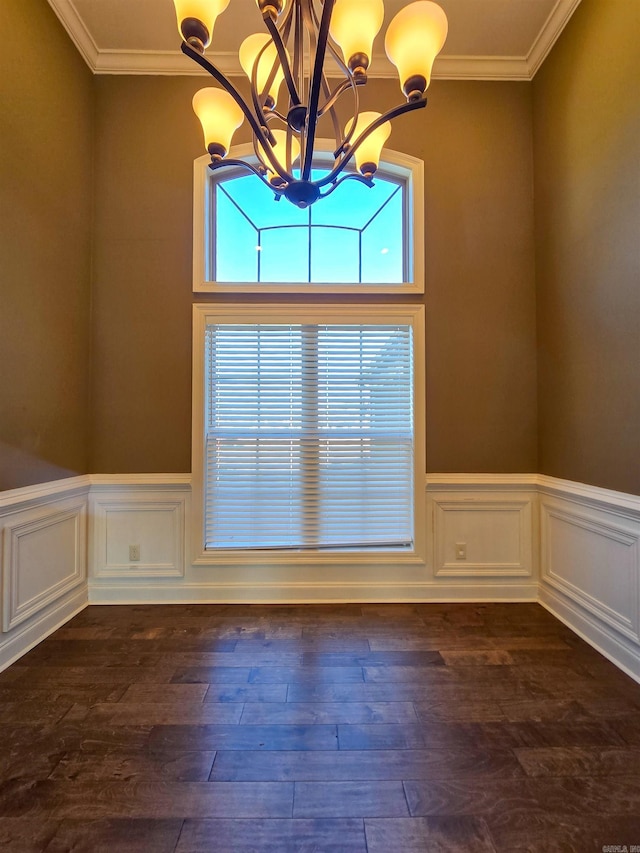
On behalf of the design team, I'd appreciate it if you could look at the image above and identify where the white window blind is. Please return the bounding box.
[204,322,414,550]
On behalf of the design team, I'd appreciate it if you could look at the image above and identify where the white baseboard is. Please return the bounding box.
[89,581,539,605]
[540,585,640,684]
[0,585,87,672]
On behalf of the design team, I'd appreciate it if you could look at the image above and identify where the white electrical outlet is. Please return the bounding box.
[455,542,467,560]
[129,544,141,562]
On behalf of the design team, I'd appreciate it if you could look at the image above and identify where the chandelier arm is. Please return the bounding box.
[208,158,267,179]
[315,97,427,189]
[262,12,302,106]
[333,74,361,157]
[252,136,291,185]
[250,125,296,183]
[265,109,288,124]
[249,39,279,124]
[307,0,351,79]
[293,0,304,104]
[180,42,271,149]
[303,0,359,159]
[301,0,336,181]
[319,172,374,200]
[317,78,352,118]
[320,77,343,158]
[207,157,287,196]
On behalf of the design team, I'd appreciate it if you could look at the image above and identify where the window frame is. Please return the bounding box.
[191,302,426,567]
[192,142,425,295]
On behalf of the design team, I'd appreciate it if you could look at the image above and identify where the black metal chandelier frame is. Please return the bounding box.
[181,0,427,207]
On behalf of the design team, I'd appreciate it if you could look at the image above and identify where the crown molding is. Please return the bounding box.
[527,0,583,78]
[79,51,533,81]
[48,0,581,81]
[47,0,99,70]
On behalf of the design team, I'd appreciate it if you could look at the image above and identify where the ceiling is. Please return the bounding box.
[47,0,582,80]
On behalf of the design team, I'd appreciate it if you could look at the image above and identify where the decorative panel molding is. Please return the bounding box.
[539,478,640,682]
[0,470,637,683]
[432,498,533,578]
[90,478,189,579]
[1,497,87,632]
[426,477,537,581]
[540,498,640,643]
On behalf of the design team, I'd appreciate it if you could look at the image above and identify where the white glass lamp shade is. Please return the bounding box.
[173,0,231,49]
[329,0,384,74]
[239,33,288,107]
[345,111,391,177]
[192,87,244,158]
[385,0,448,98]
[258,130,301,184]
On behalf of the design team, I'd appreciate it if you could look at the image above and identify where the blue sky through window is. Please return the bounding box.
[213,168,404,284]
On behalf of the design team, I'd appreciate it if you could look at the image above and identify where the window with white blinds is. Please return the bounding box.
[204,321,415,551]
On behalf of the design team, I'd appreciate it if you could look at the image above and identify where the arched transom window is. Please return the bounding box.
[193,145,424,294]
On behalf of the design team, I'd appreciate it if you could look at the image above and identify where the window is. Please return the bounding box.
[192,304,426,561]
[193,143,425,294]
[214,170,404,285]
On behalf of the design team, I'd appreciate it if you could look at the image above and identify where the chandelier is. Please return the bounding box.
[173,0,448,207]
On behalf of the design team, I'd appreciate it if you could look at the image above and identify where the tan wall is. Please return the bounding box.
[0,0,93,490]
[91,75,537,474]
[533,0,640,494]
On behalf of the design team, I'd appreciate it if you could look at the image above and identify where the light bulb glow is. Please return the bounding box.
[329,0,384,73]
[385,0,448,95]
[173,0,231,48]
[192,87,244,157]
[239,33,288,106]
[345,111,391,176]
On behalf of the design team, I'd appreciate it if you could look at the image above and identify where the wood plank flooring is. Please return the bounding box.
[1,602,640,852]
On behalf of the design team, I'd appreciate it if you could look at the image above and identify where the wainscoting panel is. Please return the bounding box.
[2,497,87,632]
[541,500,639,639]
[427,475,537,583]
[0,476,89,671]
[538,476,640,681]
[432,499,532,577]
[90,476,189,581]
[1,472,638,682]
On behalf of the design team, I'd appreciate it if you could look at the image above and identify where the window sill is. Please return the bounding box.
[192,548,426,567]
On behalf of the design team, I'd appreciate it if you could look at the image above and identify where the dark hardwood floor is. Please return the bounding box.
[1,602,640,852]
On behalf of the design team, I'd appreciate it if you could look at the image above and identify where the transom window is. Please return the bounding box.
[214,170,404,285]
[193,144,425,294]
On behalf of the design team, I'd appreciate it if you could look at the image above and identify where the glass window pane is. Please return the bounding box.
[311,226,360,283]
[259,226,310,282]
[218,173,308,230]
[311,172,397,230]
[360,188,404,283]
[215,187,258,282]
[212,166,406,284]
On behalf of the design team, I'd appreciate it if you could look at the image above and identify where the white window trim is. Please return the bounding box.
[192,141,425,295]
[191,302,426,567]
